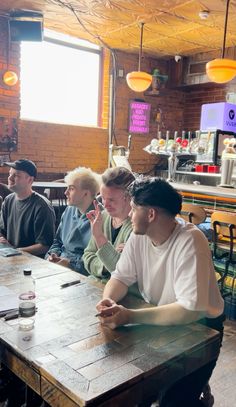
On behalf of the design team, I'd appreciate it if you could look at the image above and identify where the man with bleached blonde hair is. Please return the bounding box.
[45,167,101,274]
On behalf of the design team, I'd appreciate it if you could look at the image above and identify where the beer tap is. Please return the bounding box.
[165,130,170,152]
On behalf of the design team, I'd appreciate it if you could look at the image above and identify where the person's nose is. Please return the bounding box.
[65,188,69,197]
[8,174,14,182]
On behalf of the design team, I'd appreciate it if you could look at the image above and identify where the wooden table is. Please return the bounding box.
[0,253,221,407]
[33,181,66,189]
[32,181,67,203]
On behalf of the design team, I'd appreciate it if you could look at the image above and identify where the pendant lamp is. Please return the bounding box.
[206,0,236,83]
[126,23,152,92]
[2,19,18,87]
[3,70,18,86]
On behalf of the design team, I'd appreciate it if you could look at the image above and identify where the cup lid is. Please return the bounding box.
[19,318,34,331]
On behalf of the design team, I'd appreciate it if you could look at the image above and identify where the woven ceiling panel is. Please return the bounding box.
[1,0,236,58]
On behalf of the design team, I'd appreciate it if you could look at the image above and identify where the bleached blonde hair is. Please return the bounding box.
[64,167,101,198]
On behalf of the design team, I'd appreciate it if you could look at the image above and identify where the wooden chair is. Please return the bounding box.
[43,179,65,200]
[211,211,236,298]
[179,203,215,404]
[178,203,206,225]
[179,204,217,403]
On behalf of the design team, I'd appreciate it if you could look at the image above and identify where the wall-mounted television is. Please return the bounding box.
[128,100,151,134]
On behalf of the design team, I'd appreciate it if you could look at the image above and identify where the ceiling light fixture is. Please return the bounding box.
[206,0,236,83]
[126,22,152,92]
[199,10,210,20]
[2,70,18,86]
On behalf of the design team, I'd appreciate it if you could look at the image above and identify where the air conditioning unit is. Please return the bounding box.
[185,59,210,85]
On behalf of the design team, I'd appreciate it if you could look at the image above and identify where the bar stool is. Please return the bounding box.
[211,211,236,303]
[179,202,206,225]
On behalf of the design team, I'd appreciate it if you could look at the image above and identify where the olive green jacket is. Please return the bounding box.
[83,211,132,279]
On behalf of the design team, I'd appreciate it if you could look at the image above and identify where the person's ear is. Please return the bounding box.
[148,208,157,222]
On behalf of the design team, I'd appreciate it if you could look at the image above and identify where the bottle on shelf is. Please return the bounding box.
[18,268,36,331]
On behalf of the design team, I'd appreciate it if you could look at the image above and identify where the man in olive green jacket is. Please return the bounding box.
[83,167,135,279]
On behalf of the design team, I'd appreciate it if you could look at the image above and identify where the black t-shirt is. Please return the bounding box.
[111,224,122,244]
[0,192,56,248]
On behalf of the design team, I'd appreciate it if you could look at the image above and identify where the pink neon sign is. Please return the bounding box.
[129,101,151,134]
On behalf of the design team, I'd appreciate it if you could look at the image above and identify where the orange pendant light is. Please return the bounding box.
[2,70,18,86]
[206,0,236,84]
[206,58,236,83]
[126,71,152,92]
[126,23,152,92]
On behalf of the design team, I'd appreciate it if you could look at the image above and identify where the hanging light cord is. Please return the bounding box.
[47,0,119,145]
[222,0,230,58]
[138,22,144,71]
[6,19,10,69]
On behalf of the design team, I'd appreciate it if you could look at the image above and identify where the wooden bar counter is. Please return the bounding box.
[172,182,236,213]
[0,253,220,406]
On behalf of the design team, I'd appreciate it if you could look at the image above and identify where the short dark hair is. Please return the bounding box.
[128,176,182,216]
[102,167,135,191]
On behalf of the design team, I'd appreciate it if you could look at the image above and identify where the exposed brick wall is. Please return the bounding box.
[183,84,227,130]
[112,51,233,173]
[113,51,186,173]
[0,17,109,182]
[0,16,233,179]
[19,120,109,172]
[0,18,20,118]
